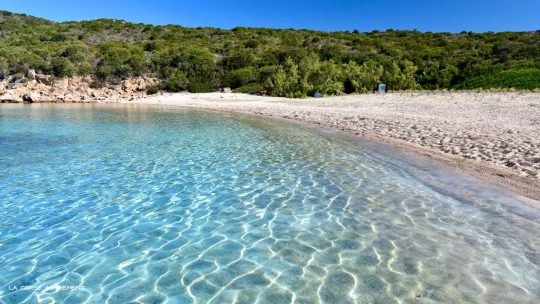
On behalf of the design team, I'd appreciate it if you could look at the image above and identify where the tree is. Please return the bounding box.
[267,58,310,98]
[304,58,344,95]
[343,61,383,93]
[384,60,420,90]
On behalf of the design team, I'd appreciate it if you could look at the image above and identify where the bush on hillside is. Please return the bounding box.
[1,11,539,97]
[188,76,214,93]
[164,69,190,92]
[51,57,75,77]
[147,85,160,95]
[233,83,265,93]
[223,67,259,89]
[459,68,540,90]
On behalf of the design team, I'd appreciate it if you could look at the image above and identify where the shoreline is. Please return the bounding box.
[121,92,540,201]
[3,91,538,201]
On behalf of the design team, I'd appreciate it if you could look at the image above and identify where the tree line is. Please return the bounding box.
[1,10,539,97]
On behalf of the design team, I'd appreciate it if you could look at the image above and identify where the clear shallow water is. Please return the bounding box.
[0,104,539,304]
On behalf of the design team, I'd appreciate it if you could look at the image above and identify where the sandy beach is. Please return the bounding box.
[124,92,540,200]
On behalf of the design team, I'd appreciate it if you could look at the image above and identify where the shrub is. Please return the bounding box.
[188,76,213,93]
[343,60,383,93]
[50,33,67,42]
[458,68,540,90]
[164,69,190,92]
[383,60,420,90]
[233,83,265,93]
[147,85,160,95]
[245,40,259,49]
[89,79,102,89]
[222,49,256,70]
[144,42,157,52]
[61,45,90,62]
[78,62,93,75]
[267,58,310,98]
[51,57,75,77]
[223,67,259,88]
[0,58,8,77]
[305,59,344,95]
[95,65,111,80]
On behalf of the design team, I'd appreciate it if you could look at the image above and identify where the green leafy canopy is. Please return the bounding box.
[1,10,539,97]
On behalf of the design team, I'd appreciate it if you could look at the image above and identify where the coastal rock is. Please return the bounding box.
[22,93,33,104]
[1,91,21,102]
[64,93,77,102]
[136,78,146,91]
[36,74,52,85]
[0,74,160,103]
[54,78,69,94]
[31,92,48,102]
[8,82,25,90]
[27,69,36,80]
[122,79,133,93]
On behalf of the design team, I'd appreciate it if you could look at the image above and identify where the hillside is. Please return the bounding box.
[1,10,539,97]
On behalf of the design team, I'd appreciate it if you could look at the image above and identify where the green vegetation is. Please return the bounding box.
[458,68,540,90]
[233,83,265,94]
[1,11,539,97]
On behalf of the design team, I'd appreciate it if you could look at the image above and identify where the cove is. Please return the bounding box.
[0,104,539,304]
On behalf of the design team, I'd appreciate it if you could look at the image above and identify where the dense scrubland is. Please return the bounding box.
[1,10,539,97]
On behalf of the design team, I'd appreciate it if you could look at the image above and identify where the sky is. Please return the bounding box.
[2,0,540,32]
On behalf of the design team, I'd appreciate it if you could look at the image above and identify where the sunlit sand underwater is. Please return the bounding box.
[1,104,539,304]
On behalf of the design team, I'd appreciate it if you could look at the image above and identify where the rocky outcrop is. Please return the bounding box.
[0,70,160,103]
[22,94,33,104]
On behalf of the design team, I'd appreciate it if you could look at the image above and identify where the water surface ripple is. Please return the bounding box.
[0,104,539,304]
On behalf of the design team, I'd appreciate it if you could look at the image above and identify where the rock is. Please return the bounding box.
[505,160,517,167]
[27,69,37,80]
[54,78,69,94]
[1,74,159,103]
[0,92,20,102]
[451,147,461,155]
[221,87,232,93]
[530,156,540,163]
[122,79,134,92]
[109,91,120,99]
[64,93,84,102]
[32,92,46,102]
[35,74,52,85]
[136,78,145,90]
[8,82,24,90]
[22,94,33,104]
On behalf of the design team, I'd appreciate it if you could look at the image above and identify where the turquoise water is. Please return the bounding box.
[0,104,539,304]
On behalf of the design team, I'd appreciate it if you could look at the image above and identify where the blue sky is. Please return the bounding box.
[2,0,539,32]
